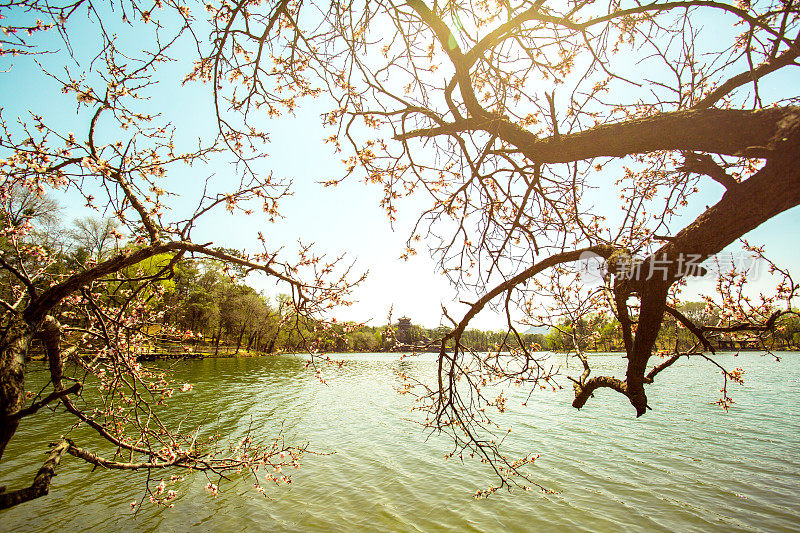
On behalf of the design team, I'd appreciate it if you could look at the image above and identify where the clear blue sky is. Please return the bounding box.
[1,4,798,330]
[0,8,472,328]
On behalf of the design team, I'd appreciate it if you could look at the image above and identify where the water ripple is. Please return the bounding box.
[1,352,798,532]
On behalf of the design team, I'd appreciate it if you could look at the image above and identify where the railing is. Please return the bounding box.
[137,342,261,360]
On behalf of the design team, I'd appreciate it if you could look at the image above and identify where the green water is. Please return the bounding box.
[1,352,798,532]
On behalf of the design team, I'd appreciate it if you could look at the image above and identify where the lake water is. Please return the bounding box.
[1,352,799,532]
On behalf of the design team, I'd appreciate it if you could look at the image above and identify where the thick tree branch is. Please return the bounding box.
[24,240,302,323]
[657,129,800,271]
[405,0,489,119]
[66,442,186,470]
[572,376,627,409]
[398,107,800,164]
[0,440,69,509]
[664,305,715,352]
[0,256,36,298]
[445,245,617,343]
[679,153,738,190]
[5,383,81,422]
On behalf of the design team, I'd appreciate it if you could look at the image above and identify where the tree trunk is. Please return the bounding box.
[234,325,246,354]
[625,282,670,416]
[267,328,280,354]
[0,314,35,460]
[609,125,800,415]
[214,321,222,356]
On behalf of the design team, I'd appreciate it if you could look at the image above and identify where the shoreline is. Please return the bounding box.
[132,346,800,361]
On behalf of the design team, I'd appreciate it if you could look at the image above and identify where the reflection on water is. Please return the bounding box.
[1,352,799,532]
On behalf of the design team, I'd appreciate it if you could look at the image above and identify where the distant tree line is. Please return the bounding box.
[8,207,799,357]
[393,306,800,355]
[541,303,800,353]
